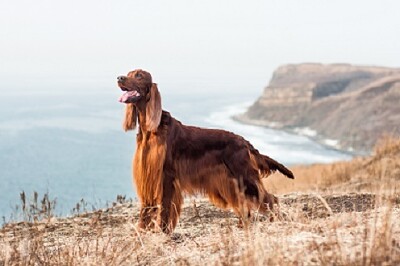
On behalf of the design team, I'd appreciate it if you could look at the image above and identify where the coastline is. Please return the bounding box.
[232,113,365,158]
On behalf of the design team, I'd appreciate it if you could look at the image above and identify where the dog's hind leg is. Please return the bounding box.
[254,189,280,221]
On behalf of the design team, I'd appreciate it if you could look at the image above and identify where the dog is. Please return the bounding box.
[117,69,294,233]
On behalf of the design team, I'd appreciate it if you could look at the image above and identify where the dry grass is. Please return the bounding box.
[1,136,400,265]
[266,135,400,194]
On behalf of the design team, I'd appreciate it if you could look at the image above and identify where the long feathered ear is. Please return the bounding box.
[123,103,137,131]
[146,83,162,132]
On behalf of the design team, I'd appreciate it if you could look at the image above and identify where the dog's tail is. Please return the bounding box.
[262,155,295,179]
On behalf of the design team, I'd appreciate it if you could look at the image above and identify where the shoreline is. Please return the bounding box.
[232,113,366,159]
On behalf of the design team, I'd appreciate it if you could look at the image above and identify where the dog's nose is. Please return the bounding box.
[117,76,126,82]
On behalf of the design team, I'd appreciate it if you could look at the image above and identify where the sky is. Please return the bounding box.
[1,0,399,94]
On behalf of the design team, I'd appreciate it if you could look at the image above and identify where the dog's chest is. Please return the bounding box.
[134,133,167,182]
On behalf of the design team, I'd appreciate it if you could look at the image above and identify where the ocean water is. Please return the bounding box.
[0,90,350,218]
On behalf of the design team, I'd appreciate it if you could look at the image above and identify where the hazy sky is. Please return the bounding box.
[1,0,399,94]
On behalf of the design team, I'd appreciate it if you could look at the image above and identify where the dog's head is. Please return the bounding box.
[117,69,152,104]
[117,69,161,132]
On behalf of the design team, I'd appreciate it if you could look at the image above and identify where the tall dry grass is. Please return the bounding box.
[266,135,400,194]
[2,194,398,265]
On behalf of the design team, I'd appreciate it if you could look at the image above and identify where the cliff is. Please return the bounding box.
[237,63,400,153]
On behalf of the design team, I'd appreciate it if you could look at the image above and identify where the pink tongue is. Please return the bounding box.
[119,91,136,103]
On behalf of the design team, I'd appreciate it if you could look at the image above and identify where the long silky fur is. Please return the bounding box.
[145,83,162,132]
[123,103,137,131]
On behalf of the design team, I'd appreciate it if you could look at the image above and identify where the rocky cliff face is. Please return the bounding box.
[237,63,400,153]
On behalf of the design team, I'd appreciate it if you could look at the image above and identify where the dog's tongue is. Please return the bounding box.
[119,92,130,103]
[119,91,137,103]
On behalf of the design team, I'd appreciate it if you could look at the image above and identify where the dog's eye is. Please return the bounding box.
[135,73,142,79]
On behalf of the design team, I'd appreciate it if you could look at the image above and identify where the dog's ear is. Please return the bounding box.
[146,83,162,132]
[123,103,137,131]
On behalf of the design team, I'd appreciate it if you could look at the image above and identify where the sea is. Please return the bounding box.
[0,88,351,218]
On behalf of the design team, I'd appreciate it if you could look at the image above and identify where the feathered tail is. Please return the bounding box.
[262,155,295,179]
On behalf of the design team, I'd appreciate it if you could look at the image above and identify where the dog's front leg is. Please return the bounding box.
[138,203,158,230]
[158,174,183,233]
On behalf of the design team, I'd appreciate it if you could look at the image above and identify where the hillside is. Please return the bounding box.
[1,137,399,265]
[236,63,400,153]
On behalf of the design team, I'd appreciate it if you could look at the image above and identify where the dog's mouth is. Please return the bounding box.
[119,90,141,103]
[118,84,141,103]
